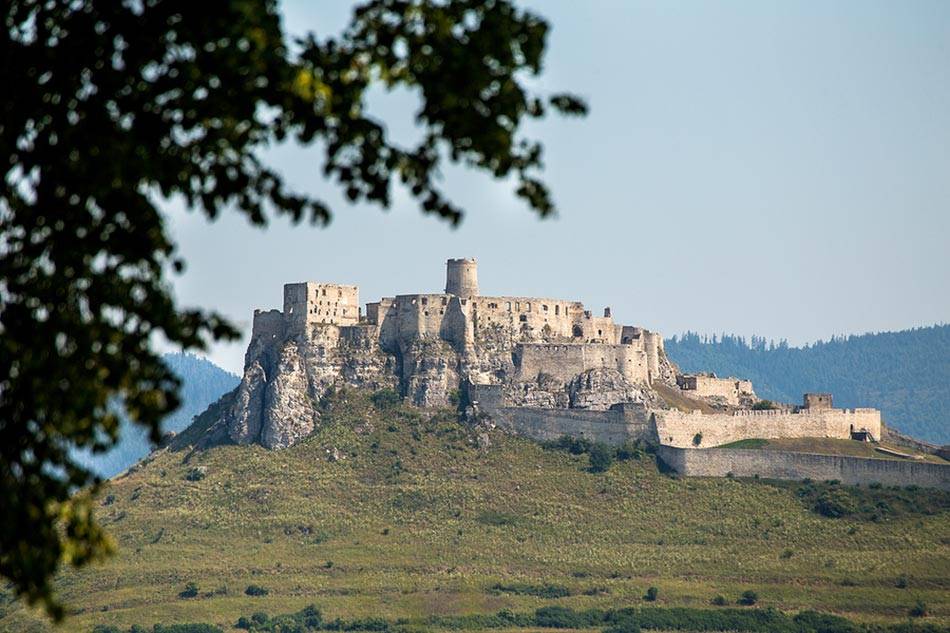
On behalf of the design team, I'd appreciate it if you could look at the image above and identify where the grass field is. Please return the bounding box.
[716,437,946,463]
[1,391,948,632]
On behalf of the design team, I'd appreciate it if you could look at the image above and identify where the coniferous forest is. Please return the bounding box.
[665,324,950,445]
[74,353,240,477]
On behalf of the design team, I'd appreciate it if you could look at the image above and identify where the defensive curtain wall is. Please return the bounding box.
[656,445,950,491]
[469,384,657,445]
[653,408,883,448]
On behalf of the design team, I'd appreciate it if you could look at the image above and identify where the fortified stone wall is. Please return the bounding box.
[489,404,656,446]
[514,342,650,384]
[656,445,950,491]
[677,374,755,406]
[654,408,883,448]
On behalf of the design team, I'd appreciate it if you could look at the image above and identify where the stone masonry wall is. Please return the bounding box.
[654,408,882,448]
[489,404,657,446]
[656,445,950,490]
[515,343,650,384]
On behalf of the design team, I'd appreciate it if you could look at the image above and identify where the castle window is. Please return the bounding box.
[421,298,428,305]
[461,299,467,305]
[342,309,347,315]
[338,290,342,298]
[527,303,532,312]
[542,304,548,312]
[572,325,583,337]
[598,330,602,336]
[424,310,429,316]
[507,302,511,310]
[555,305,560,315]
[441,297,447,306]
[439,309,444,315]
[515,302,520,310]
[519,314,527,323]
[322,289,327,296]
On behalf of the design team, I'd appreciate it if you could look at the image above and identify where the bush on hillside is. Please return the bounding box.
[488,582,571,598]
[178,582,199,598]
[370,388,401,410]
[244,584,269,596]
[589,443,614,473]
[910,601,928,618]
[644,586,659,601]
[738,589,759,605]
[711,595,727,606]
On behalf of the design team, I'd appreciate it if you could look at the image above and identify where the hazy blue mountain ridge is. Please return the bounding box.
[75,352,240,478]
[665,324,950,445]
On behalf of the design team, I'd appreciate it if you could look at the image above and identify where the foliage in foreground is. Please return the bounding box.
[0,0,586,619]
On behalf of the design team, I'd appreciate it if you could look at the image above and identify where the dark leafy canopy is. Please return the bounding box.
[0,0,585,619]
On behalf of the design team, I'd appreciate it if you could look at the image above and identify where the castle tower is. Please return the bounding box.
[445,258,479,297]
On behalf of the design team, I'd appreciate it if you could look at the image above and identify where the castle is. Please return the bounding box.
[218,257,894,465]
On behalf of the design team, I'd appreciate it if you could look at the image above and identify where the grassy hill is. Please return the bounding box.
[2,391,948,632]
[665,325,950,445]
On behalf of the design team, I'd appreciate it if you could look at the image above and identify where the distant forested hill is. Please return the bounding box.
[75,352,239,478]
[665,325,950,445]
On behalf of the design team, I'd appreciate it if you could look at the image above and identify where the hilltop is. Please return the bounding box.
[665,325,950,444]
[2,390,947,632]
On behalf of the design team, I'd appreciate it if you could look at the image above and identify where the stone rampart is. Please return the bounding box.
[654,408,882,448]
[514,342,650,384]
[489,403,656,446]
[656,445,950,490]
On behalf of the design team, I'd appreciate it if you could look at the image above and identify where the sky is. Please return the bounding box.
[167,1,950,375]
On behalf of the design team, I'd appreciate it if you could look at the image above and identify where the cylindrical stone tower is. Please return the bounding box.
[445,258,479,297]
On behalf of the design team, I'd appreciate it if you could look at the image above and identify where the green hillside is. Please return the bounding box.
[665,325,950,444]
[2,391,948,632]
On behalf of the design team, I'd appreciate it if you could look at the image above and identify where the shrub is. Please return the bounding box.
[751,400,776,410]
[895,575,909,588]
[489,582,571,598]
[178,582,199,599]
[235,616,251,630]
[371,388,401,410]
[813,489,855,518]
[533,605,587,628]
[738,590,758,605]
[909,600,928,617]
[644,586,659,601]
[615,440,643,461]
[185,467,206,482]
[603,616,641,633]
[251,612,269,625]
[780,549,794,559]
[792,611,858,633]
[711,595,727,606]
[589,443,614,473]
[92,627,122,633]
[245,584,269,596]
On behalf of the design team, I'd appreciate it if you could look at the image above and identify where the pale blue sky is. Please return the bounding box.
[168,1,950,373]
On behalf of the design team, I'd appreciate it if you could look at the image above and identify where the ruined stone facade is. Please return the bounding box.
[210,257,895,490]
[220,258,674,448]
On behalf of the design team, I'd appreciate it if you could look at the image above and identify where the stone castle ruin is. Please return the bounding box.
[195,258,950,489]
